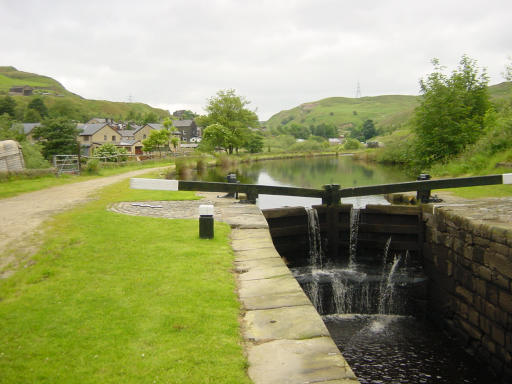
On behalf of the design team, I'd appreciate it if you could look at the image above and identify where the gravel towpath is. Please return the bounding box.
[0,167,169,276]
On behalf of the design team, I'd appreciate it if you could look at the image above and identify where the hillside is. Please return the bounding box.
[266,82,512,135]
[265,94,419,133]
[0,66,170,121]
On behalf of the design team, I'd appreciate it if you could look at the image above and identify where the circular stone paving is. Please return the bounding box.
[109,199,223,220]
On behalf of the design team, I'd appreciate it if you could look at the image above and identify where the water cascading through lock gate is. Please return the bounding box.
[299,207,407,316]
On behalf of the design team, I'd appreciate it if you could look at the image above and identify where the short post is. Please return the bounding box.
[199,204,214,239]
[416,174,432,203]
[322,184,341,206]
[226,173,238,198]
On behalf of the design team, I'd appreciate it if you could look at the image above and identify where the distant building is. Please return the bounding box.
[77,123,122,156]
[173,110,186,118]
[172,120,199,142]
[9,86,33,96]
[19,123,42,142]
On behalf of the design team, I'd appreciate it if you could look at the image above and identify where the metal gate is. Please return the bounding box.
[53,155,80,175]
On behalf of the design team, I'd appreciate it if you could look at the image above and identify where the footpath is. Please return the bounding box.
[0,167,169,277]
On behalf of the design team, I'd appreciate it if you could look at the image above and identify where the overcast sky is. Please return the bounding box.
[1,0,511,120]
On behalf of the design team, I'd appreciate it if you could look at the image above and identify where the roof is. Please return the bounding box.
[120,129,136,137]
[77,123,111,136]
[172,120,194,128]
[17,123,41,135]
[145,123,164,131]
[119,139,142,146]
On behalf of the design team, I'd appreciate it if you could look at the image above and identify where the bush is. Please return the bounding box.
[343,138,362,150]
[82,159,101,174]
[21,142,51,169]
[94,143,119,162]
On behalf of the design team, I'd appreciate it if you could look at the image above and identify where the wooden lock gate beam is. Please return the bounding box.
[131,173,512,205]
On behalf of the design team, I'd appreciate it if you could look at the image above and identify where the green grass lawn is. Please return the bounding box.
[0,179,251,383]
[0,160,173,199]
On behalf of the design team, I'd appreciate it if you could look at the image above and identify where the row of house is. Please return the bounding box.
[21,119,201,156]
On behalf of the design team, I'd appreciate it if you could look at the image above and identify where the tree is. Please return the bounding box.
[244,131,264,153]
[196,89,259,154]
[32,118,79,160]
[142,129,170,156]
[361,119,377,141]
[0,96,17,118]
[413,55,490,167]
[24,108,42,123]
[27,97,48,118]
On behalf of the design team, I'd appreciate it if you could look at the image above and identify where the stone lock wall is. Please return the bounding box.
[422,204,512,381]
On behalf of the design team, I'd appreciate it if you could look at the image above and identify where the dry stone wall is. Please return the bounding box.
[422,203,512,381]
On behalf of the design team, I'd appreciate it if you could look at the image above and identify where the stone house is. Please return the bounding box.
[172,120,200,142]
[77,123,122,156]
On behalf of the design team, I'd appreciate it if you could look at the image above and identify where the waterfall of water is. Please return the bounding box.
[378,253,403,314]
[306,207,323,269]
[348,208,360,269]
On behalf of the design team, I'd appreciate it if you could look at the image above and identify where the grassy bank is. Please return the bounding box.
[0,178,251,383]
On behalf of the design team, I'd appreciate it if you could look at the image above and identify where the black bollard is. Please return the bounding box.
[199,205,214,239]
[416,174,432,203]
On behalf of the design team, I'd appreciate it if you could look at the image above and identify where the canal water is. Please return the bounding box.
[187,155,496,383]
[197,155,412,208]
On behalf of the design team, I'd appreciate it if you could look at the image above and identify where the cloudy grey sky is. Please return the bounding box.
[1,0,511,120]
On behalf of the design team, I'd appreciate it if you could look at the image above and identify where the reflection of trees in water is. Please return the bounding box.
[182,157,410,189]
[239,157,409,188]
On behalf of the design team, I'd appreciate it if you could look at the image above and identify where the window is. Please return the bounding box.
[83,136,89,141]
[112,136,116,142]
[143,134,146,139]
[104,135,107,141]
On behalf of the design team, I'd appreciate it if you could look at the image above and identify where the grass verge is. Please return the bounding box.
[0,180,251,384]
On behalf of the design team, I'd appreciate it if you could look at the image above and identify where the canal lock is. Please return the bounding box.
[262,204,503,384]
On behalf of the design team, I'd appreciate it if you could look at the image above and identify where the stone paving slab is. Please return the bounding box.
[237,264,290,281]
[234,247,282,261]
[247,338,358,384]
[231,228,274,241]
[244,305,330,342]
[241,291,312,311]
[238,275,304,299]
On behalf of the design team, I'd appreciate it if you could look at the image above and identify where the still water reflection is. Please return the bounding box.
[197,155,412,209]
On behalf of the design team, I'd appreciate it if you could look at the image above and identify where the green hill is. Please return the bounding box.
[265,82,512,135]
[265,94,419,134]
[0,66,170,121]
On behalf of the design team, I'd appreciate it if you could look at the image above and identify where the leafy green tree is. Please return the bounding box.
[413,55,490,167]
[361,119,377,140]
[32,118,79,160]
[24,108,42,123]
[196,89,258,154]
[170,136,180,153]
[244,131,264,153]
[0,96,17,118]
[142,129,170,156]
[0,114,24,141]
[27,97,48,118]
